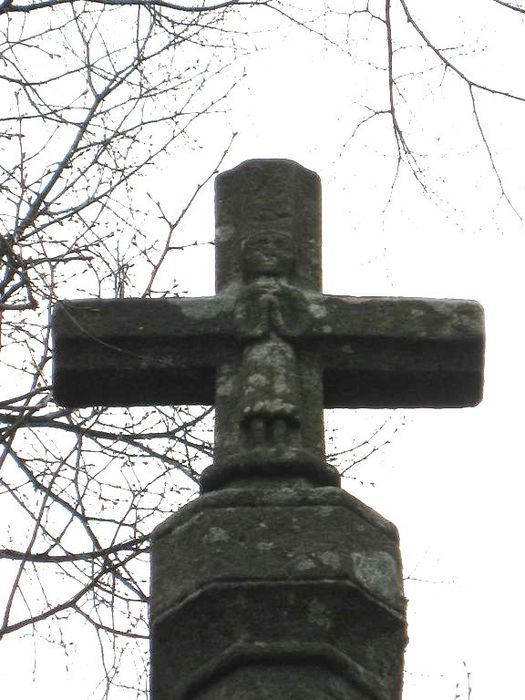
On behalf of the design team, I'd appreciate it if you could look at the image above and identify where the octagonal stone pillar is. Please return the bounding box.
[150,484,407,700]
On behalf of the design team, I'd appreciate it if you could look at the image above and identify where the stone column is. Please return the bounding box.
[150,483,406,700]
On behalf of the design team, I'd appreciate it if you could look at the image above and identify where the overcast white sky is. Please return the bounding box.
[3,2,525,699]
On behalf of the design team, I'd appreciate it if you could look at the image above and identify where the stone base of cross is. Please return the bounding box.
[151,484,406,700]
[52,159,484,699]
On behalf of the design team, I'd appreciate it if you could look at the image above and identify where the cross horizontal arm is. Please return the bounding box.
[52,298,236,408]
[306,296,484,408]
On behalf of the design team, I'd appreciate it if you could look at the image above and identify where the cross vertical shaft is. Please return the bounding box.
[208,159,333,490]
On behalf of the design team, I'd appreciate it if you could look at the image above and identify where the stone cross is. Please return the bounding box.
[52,159,484,700]
[53,159,484,492]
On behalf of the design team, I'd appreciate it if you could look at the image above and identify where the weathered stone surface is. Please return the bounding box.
[150,485,407,700]
[51,159,485,700]
[52,160,484,490]
[214,159,322,292]
[193,663,374,700]
[53,294,483,410]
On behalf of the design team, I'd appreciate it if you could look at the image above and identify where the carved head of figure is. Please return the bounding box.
[242,229,295,280]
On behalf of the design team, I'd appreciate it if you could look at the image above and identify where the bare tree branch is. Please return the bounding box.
[492,0,525,14]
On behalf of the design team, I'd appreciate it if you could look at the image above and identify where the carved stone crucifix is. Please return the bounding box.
[52,159,484,491]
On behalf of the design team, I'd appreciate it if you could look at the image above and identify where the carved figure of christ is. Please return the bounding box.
[52,159,484,491]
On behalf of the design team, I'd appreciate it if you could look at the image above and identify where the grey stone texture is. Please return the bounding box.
[150,485,407,700]
[51,159,485,699]
[52,159,484,490]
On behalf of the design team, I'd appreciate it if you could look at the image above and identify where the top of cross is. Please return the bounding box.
[214,159,322,292]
